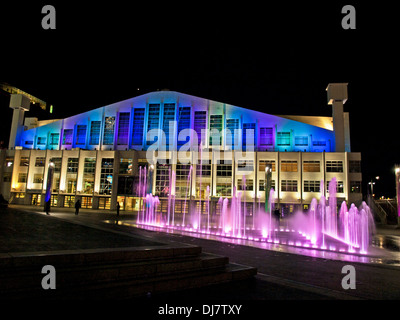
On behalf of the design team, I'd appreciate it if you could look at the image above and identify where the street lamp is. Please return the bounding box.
[368,176,380,198]
[395,166,400,225]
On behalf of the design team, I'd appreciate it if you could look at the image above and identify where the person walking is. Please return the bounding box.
[75,199,81,215]
[45,200,50,215]
[116,202,120,218]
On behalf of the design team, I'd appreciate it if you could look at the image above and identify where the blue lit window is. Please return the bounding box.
[226,119,239,150]
[243,123,255,151]
[103,116,115,145]
[50,133,59,145]
[37,137,46,145]
[209,115,223,146]
[295,136,308,146]
[63,129,73,145]
[132,108,145,145]
[117,112,130,145]
[162,103,175,149]
[76,125,87,145]
[277,132,291,146]
[260,127,273,146]
[89,121,101,145]
[146,104,160,146]
[194,111,207,145]
[177,106,191,148]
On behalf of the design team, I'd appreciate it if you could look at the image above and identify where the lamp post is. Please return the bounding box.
[368,176,380,198]
[44,162,54,215]
[395,166,400,225]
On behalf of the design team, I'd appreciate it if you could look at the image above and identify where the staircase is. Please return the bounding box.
[0,245,257,299]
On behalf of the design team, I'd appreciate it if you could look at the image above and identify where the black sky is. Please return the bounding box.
[0,1,398,197]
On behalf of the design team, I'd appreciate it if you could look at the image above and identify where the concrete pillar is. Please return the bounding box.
[9,94,31,149]
[326,83,348,152]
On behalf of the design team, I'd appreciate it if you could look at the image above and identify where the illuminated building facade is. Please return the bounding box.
[0,87,362,212]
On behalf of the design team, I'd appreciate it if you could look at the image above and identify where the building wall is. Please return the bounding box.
[0,149,363,211]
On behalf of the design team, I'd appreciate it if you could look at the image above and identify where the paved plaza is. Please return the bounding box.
[1,205,400,302]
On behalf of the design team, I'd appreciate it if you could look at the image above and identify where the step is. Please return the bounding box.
[29,262,258,299]
[0,245,257,299]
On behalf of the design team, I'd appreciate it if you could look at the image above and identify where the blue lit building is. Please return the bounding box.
[0,86,362,212]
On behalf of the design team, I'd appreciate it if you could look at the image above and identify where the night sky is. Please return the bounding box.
[0,1,397,197]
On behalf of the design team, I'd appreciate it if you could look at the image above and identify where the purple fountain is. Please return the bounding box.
[136,167,375,255]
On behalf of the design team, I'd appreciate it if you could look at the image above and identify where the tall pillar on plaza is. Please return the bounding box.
[326,83,348,152]
[8,94,31,149]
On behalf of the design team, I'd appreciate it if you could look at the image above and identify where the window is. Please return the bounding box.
[100,158,114,195]
[196,159,211,177]
[259,179,275,191]
[162,103,175,149]
[33,174,43,184]
[50,158,62,172]
[295,136,308,146]
[81,196,92,209]
[194,111,207,145]
[132,108,145,145]
[349,160,361,173]
[281,161,298,172]
[103,116,115,145]
[260,127,273,146]
[5,157,13,167]
[216,182,232,197]
[98,197,111,210]
[175,163,191,198]
[225,119,239,150]
[155,162,170,197]
[67,158,79,173]
[37,137,46,145]
[89,121,101,145]
[237,179,253,191]
[303,161,320,172]
[146,104,160,146]
[63,129,73,145]
[18,173,27,183]
[259,160,276,172]
[119,158,133,174]
[20,157,29,166]
[117,112,130,145]
[82,158,95,195]
[3,172,11,182]
[277,132,290,146]
[326,161,343,172]
[313,141,326,147]
[243,123,255,151]
[217,160,232,177]
[350,181,362,193]
[237,160,254,172]
[304,181,320,192]
[177,107,191,148]
[64,195,75,208]
[326,180,344,193]
[209,115,223,146]
[281,180,298,192]
[50,133,59,146]
[35,157,46,167]
[76,125,87,145]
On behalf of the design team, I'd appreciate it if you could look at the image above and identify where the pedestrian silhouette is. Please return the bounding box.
[45,201,50,215]
[75,199,81,215]
[116,202,120,217]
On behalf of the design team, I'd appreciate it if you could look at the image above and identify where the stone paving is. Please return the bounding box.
[2,205,400,301]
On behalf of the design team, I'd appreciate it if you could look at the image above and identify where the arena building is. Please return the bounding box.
[0,84,362,214]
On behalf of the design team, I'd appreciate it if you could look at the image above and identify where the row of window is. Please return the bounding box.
[23,104,333,150]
